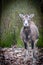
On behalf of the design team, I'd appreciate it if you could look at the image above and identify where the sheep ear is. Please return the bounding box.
[30,14,34,18]
[19,14,24,18]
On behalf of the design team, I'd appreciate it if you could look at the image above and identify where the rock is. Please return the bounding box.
[15,49,22,53]
[0,46,43,65]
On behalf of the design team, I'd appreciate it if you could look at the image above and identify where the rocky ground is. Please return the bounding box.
[0,46,43,65]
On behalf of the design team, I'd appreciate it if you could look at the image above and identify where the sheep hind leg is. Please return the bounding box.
[31,40,34,49]
[34,39,38,49]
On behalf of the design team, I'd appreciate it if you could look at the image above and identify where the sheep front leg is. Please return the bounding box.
[24,41,27,49]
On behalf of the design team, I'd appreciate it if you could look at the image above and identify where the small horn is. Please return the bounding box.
[30,14,34,18]
[19,14,24,18]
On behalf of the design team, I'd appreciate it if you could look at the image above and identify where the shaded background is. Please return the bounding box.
[0,0,43,48]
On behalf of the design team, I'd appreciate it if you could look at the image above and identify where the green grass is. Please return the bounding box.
[17,38,24,48]
[37,29,43,48]
[1,30,17,47]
